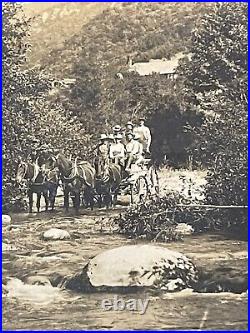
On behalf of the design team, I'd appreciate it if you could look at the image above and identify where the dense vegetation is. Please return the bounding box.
[2,3,89,212]
[183,2,248,228]
[3,1,247,235]
[115,2,248,237]
[42,2,210,166]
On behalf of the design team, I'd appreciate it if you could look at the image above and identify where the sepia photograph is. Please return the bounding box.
[2,1,248,330]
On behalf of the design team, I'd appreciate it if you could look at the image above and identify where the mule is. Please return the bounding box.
[16,158,59,213]
[56,153,95,213]
[95,161,122,209]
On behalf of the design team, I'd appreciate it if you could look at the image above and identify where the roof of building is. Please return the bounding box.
[128,52,191,76]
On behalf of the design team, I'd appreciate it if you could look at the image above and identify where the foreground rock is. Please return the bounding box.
[2,215,11,224]
[42,228,70,240]
[195,267,248,294]
[24,275,52,287]
[175,223,194,236]
[62,245,198,292]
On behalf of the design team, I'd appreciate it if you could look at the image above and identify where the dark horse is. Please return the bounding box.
[56,153,95,213]
[95,160,122,208]
[16,156,59,213]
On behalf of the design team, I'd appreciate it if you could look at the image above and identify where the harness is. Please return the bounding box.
[62,158,94,188]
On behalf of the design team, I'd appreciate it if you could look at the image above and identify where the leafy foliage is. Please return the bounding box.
[181,3,248,227]
[2,3,89,212]
[115,2,248,240]
[36,3,210,165]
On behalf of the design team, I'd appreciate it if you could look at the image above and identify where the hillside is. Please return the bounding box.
[39,2,211,77]
[25,2,117,66]
[25,3,213,166]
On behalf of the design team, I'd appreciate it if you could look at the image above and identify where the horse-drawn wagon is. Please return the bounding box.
[118,159,159,205]
[16,151,159,213]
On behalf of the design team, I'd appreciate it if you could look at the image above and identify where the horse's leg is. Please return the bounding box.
[98,194,102,208]
[84,187,94,211]
[51,187,57,211]
[37,192,41,213]
[74,193,80,214]
[112,191,118,208]
[71,195,76,209]
[43,190,49,212]
[82,188,88,209]
[89,188,95,211]
[48,186,57,211]
[64,189,69,213]
[104,189,111,210]
[28,189,33,213]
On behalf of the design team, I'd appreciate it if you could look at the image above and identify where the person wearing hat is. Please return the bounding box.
[109,133,126,167]
[133,117,152,154]
[112,125,122,137]
[94,134,110,175]
[108,133,115,142]
[125,121,134,132]
[120,121,134,145]
[125,132,143,171]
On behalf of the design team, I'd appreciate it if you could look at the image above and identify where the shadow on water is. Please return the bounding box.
[2,205,248,330]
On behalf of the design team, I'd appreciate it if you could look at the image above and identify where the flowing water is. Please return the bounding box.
[2,205,248,330]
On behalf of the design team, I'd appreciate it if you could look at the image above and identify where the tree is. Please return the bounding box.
[2,3,89,212]
[182,3,247,228]
[2,3,50,211]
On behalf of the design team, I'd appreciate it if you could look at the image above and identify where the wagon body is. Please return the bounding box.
[118,159,159,204]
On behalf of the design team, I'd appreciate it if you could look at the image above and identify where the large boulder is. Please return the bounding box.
[63,245,198,292]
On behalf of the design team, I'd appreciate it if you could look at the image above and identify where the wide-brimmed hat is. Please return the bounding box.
[113,125,121,132]
[126,121,133,126]
[108,134,115,140]
[100,134,108,140]
[139,116,145,121]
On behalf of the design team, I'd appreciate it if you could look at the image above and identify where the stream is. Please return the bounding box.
[2,204,247,330]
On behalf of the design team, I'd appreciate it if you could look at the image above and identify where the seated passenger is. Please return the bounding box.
[125,132,143,171]
[109,134,125,167]
[94,134,110,176]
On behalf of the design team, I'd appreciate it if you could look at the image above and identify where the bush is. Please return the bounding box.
[181,3,247,229]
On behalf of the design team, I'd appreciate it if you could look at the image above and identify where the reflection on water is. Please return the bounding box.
[2,209,248,330]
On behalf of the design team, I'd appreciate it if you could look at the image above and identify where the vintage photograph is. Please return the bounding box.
[2,1,248,330]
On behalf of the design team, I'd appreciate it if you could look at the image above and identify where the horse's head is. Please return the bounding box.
[16,161,28,184]
[56,152,72,175]
[96,160,110,182]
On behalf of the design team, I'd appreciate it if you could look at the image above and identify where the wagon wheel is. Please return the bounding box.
[130,176,149,204]
[149,166,160,196]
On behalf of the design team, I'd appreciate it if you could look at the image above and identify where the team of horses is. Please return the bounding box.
[16,152,123,214]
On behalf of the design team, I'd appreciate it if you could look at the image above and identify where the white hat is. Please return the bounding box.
[100,134,107,140]
[108,134,115,140]
[113,125,121,132]
[126,121,133,126]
